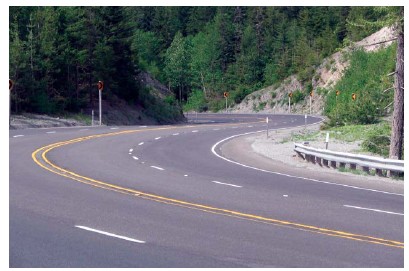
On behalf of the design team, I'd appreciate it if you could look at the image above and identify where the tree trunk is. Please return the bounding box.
[389,30,404,160]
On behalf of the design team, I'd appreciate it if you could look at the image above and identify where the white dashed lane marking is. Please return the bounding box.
[150,166,165,171]
[138,142,144,146]
[75,225,145,244]
[212,181,242,188]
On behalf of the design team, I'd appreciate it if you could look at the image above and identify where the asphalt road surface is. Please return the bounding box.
[9,113,404,267]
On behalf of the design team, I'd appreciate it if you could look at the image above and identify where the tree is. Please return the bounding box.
[164,31,191,103]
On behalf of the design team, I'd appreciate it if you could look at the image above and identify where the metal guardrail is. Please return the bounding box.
[294,143,404,177]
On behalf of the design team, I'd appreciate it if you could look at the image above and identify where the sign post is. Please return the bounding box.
[304,114,307,130]
[335,90,340,125]
[309,91,313,115]
[224,92,229,113]
[288,92,292,114]
[97,81,104,125]
[9,79,14,127]
[325,132,330,150]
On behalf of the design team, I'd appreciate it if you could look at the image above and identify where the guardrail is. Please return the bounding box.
[294,143,404,177]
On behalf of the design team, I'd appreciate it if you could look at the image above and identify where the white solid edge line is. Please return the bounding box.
[155,137,161,140]
[46,131,56,134]
[75,225,145,243]
[150,166,165,171]
[173,133,179,136]
[212,181,242,188]
[210,119,403,197]
[132,156,139,160]
[343,205,404,216]
[138,142,144,146]
[13,135,24,138]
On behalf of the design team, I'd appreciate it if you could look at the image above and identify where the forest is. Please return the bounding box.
[9,6,395,117]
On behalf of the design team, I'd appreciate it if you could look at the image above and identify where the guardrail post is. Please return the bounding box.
[339,162,346,169]
[311,155,316,164]
[316,157,322,166]
[376,169,384,177]
[330,161,337,168]
[362,166,370,174]
[350,164,357,170]
[323,159,329,167]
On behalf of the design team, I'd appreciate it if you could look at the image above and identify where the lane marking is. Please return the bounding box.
[211,130,403,197]
[248,126,253,128]
[139,126,147,128]
[132,156,139,160]
[31,117,404,249]
[150,166,164,171]
[32,136,404,249]
[129,149,133,153]
[75,225,145,244]
[110,127,119,130]
[184,174,188,177]
[172,133,179,136]
[46,131,56,134]
[212,181,242,188]
[192,130,198,133]
[138,142,144,146]
[13,135,24,138]
[155,137,161,140]
[343,205,404,216]
[79,129,89,131]
[213,128,220,131]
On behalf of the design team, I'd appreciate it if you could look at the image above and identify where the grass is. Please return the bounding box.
[281,122,391,157]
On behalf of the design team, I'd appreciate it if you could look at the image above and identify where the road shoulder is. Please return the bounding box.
[219,126,404,195]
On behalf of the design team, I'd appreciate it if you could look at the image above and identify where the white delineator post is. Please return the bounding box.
[266,117,269,138]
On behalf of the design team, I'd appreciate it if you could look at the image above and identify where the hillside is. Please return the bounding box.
[229,26,396,115]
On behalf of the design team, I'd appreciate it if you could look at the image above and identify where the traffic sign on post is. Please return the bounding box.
[223,92,229,98]
[352,93,357,101]
[336,90,340,96]
[288,92,293,98]
[97,81,104,91]
[310,91,313,97]
[9,79,14,91]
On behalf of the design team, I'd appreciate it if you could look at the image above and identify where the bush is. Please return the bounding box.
[184,89,207,112]
[324,46,396,126]
[361,122,391,157]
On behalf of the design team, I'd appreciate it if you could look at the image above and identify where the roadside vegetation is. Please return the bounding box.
[323,46,396,127]
[285,122,392,158]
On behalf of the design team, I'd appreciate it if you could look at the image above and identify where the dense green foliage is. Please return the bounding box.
[324,46,396,125]
[10,6,391,117]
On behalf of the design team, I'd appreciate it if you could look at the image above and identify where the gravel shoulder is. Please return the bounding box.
[220,124,403,195]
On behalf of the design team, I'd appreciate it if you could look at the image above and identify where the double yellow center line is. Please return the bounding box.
[31,124,404,249]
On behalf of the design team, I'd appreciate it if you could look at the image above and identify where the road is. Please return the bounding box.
[9,114,404,267]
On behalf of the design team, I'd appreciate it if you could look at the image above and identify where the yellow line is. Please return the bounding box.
[31,123,404,249]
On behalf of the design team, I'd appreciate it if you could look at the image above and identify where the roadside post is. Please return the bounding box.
[9,79,14,127]
[288,92,292,114]
[224,92,229,113]
[304,114,307,131]
[325,132,330,149]
[335,90,340,125]
[266,116,269,138]
[97,81,104,125]
[309,91,313,115]
[91,110,94,126]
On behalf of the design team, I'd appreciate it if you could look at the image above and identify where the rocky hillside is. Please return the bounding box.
[229,27,396,115]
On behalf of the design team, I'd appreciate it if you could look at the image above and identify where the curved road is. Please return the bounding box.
[10,114,403,267]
